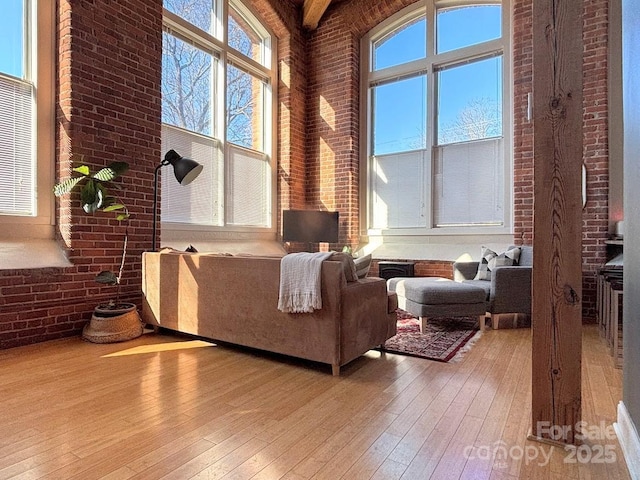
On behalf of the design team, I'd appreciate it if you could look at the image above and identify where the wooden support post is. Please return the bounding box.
[530,0,583,445]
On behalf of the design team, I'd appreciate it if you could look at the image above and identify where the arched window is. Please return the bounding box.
[161,0,275,235]
[362,1,510,237]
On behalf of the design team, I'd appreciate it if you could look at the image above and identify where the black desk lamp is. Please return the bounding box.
[152,149,204,251]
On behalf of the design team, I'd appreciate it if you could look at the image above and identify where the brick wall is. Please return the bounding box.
[512,0,534,246]
[248,0,308,224]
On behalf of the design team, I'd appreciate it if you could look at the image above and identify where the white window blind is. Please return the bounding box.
[0,76,34,216]
[433,138,504,226]
[226,144,270,227]
[371,150,426,229]
[161,125,222,225]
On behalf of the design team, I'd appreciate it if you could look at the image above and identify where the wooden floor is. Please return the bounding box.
[0,325,631,480]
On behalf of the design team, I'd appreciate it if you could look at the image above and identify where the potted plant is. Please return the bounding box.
[54,160,144,343]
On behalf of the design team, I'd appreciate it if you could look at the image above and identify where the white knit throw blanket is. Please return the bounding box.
[278,252,333,313]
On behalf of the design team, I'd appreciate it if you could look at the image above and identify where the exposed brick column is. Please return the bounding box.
[581,0,610,318]
[57,0,162,299]
[249,1,308,227]
[512,0,534,246]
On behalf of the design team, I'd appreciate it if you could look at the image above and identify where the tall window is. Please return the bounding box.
[0,0,54,239]
[363,1,510,234]
[162,0,274,231]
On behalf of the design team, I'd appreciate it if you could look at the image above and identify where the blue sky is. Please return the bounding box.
[0,1,23,78]
[373,5,502,154]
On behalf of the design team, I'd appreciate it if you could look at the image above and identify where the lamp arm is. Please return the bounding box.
[152,162,166,252]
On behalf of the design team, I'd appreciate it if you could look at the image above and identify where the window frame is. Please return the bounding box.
[0,0,56,241]
[161,0,277,239]
[360,0,512,239]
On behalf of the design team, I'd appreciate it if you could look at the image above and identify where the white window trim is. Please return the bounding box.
[0,0,56,241]
[360,0,513,243]
[161,0,277,242]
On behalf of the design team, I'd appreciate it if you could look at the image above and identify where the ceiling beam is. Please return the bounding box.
[303,0,331,30]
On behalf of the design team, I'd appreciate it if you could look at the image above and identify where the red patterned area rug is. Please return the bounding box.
[381,309,482,363]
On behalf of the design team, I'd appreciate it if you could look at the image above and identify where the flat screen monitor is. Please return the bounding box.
[282,210,339,244]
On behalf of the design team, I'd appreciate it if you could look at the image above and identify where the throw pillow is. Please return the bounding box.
[330,252,358,282]
[353,254,372,279]
[474,246,521,280]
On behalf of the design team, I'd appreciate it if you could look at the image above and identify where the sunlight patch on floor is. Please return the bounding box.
[101,340,216,357]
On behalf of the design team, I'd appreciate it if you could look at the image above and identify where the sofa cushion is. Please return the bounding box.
[460,279,492,300]
[474,246,521,280]
[389,277,486,305]
[513,245,533,266]
[353,254,372,279]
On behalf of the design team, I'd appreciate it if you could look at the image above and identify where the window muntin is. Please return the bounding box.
[162,0,274,230]
[373,16,426,71]
[436,5,501,54]
[364,1,509,232]
[437,55,502,144]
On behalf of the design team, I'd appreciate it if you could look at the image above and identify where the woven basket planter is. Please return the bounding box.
[82,303,144,344]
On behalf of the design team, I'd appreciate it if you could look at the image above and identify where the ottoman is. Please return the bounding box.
[387,277,488,332]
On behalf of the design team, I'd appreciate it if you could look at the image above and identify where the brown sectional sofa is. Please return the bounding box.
[141,251,397,375]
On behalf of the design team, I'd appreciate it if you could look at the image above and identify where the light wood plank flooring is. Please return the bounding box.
[0,325,631,479]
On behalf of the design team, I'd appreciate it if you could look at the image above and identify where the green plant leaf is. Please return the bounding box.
[81,180,103,213]
[53,176,84,196]
[72,165,91,176]
[95,270,119,285]
[103,203,125,212]
[93,162,129,182]
[116,213,130,221]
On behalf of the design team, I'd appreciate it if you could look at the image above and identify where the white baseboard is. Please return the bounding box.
[614,401,640,480]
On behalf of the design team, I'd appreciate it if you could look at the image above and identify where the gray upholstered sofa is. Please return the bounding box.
[453,245,533,326]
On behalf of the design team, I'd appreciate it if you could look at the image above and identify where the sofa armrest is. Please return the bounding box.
[490,266,532,314]
[453,261,480,282]
[340,277,395,365]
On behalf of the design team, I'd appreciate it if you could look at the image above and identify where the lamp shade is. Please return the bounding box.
[164,149,204,185]
[152,150,204,251]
